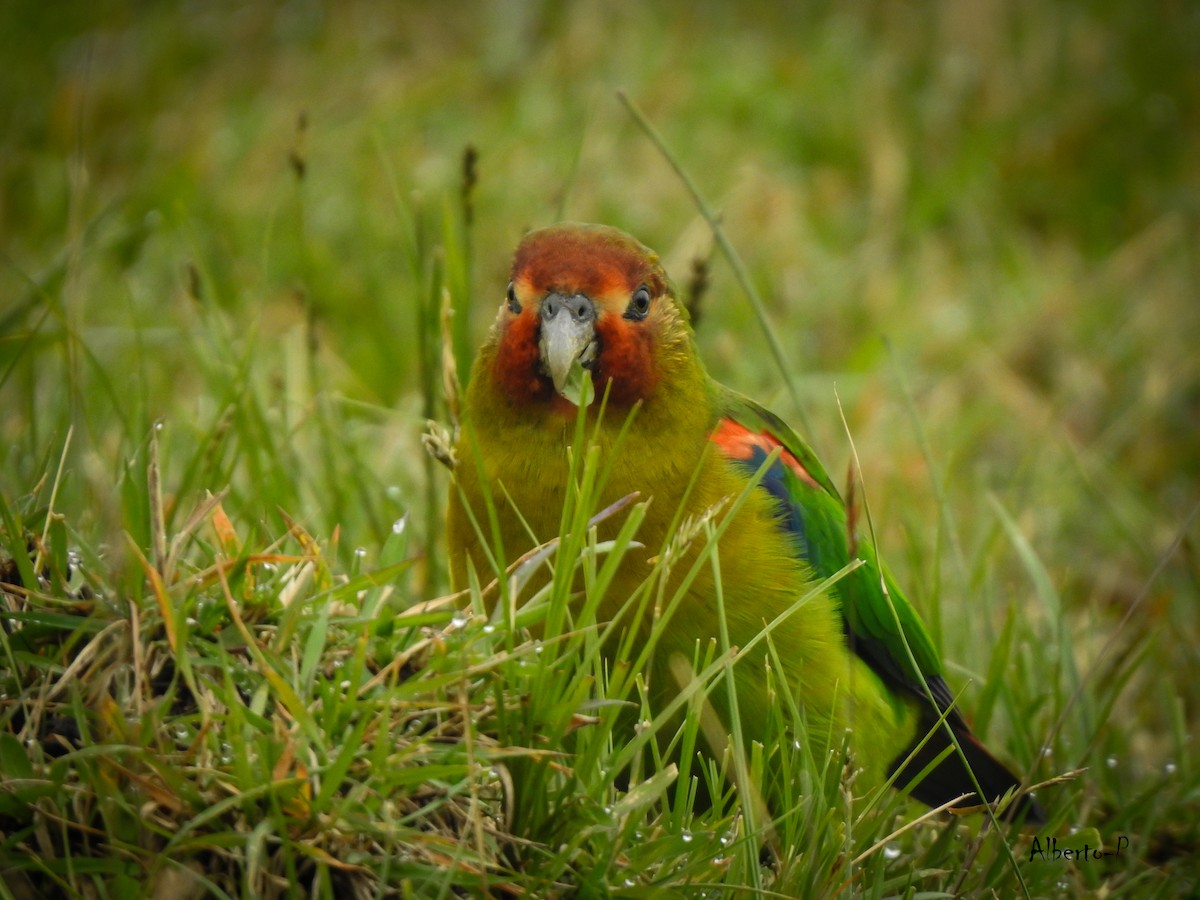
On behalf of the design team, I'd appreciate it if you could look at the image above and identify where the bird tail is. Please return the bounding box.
[892,719,1045,824]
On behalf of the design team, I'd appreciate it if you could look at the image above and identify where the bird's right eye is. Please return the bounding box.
[506,282,521,313]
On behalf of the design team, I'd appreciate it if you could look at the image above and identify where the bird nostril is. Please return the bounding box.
[541,293,594,323]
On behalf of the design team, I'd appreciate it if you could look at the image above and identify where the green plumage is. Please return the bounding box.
[448,223,1037,820]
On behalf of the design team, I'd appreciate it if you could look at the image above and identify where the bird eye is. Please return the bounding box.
[506,282,521,313]
[624,285,652,321]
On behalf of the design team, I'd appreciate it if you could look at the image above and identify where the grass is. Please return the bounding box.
[2,1,1198,896]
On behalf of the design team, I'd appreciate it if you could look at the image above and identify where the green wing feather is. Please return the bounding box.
[712,385,955,717]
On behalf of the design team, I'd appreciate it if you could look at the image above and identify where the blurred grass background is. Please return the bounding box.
[2,0,1198,894]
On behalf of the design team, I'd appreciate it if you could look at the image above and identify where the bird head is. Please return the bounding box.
[479,223,693,413]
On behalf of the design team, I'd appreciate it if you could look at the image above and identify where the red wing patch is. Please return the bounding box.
[710,418,822,490]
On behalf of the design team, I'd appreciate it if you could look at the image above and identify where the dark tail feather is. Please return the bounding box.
[892,721,1045,824]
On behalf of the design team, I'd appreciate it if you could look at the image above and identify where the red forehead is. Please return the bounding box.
[511,225,667,298]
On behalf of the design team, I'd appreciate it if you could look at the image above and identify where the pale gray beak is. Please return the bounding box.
[538,292,597,395]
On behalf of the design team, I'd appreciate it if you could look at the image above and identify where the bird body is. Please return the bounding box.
[447,223,1037,818]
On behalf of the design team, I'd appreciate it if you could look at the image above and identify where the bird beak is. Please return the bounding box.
[538,292,597,396]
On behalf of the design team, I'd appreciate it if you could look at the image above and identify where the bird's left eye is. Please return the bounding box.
[624,285,652,321]
[506,282,521,313]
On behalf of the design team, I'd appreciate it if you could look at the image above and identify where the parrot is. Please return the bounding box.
[446,222,1041,822]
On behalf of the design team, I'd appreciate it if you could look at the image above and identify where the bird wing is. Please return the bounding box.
[710,385,961,723]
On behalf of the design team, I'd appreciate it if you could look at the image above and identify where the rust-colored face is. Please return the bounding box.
[487,224,677,411]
